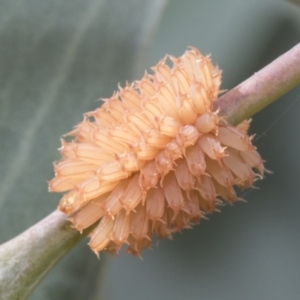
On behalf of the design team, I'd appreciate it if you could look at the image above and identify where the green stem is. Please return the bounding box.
[214,42,300,125]
[0,43,299,300]
[0,211,93,300]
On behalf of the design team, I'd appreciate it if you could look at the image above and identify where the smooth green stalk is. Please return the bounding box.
[0,43,299,300]
[0,211,94,300]
[214,43,300,125]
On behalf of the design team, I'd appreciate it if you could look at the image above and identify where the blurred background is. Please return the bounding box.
[0,0,300,299]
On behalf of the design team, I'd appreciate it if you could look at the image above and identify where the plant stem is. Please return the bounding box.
[214,42,300,125]
[0,211,93,300]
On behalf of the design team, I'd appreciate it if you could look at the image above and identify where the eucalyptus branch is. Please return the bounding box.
[214,43,300,125]
[288,0,300,7]
[0,211,94,300]
[0,42,299,300]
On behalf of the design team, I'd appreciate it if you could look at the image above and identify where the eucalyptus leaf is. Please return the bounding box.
[0,0,168,298]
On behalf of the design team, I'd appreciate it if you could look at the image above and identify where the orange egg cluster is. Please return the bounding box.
[49,48,264,255]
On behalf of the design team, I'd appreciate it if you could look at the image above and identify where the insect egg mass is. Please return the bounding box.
[49,47,265,255]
